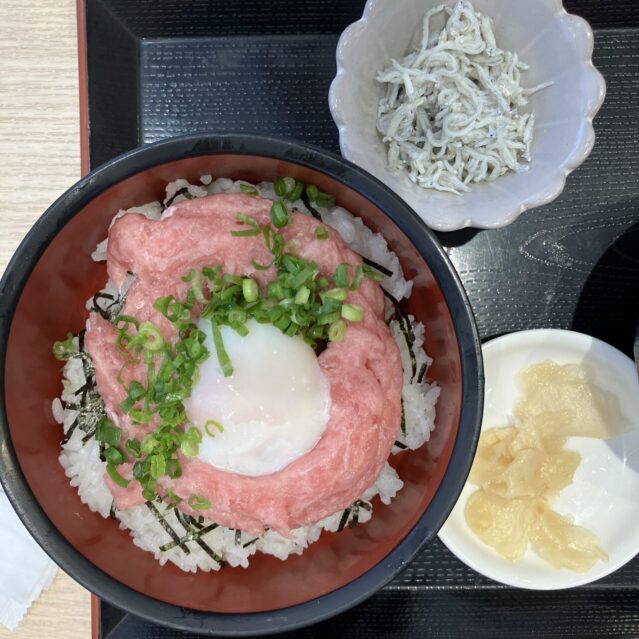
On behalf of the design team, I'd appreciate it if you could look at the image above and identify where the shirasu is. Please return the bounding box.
[376,0,552,194]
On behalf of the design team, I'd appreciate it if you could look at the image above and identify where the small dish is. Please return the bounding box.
[438,329,639,589]
[329,0,606,231]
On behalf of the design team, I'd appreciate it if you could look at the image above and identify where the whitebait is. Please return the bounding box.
[376,0,551,194]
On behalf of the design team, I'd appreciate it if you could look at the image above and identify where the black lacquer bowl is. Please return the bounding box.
[0,134,482,635]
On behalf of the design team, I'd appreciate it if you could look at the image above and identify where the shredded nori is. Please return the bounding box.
[109,501,117,520]
[355,499,372,512]
[336,498,373,532]
[147,500,191,555]
[161,509,225,566]
[383,290,417,379]
[300,192,323,221]
[337,508,351,533]
[59,332,107,446]
[348,503,360,528]
[417,362,427,384]
[362,257,393,277]
[164,187,194,210]
[234,529,242,546]
[90,292,125,321]
[400,400,406,435]
[394,440,408,450]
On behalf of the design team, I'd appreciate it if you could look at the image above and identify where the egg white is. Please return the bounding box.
[183,319,330,476]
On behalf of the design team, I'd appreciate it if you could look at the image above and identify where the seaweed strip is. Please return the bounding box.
[362,257,393,277]
[91,292,116,320]
[61,422,78,445]
[193,538,225,567]
[146,501,191,555]
[400,400,406,434]
[383,290,417,378]
[81,427,97,443]
[336,508,351,533]
[417,362,427,384]
[394,440,408,450]
[175,509,200,532]
[159,522,220,553]
[234,529,242,546]
[354,499,372,512]
[348,503,360,528]
[243,537,259,548]
[109,501,117,520]
[300,192,322,221]
[164,187,193,209]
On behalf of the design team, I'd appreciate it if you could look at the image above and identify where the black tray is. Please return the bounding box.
[83,1,639,637]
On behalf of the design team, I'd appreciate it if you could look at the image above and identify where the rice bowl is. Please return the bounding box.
[0,135,482,634]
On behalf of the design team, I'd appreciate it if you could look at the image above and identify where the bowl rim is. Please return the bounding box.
[0,134,483,635]
[328,0,607,231]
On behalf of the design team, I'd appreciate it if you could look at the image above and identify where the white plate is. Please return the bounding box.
[438,329,639,589]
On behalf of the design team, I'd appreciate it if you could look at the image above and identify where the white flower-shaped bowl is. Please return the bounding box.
[329,0,606,231]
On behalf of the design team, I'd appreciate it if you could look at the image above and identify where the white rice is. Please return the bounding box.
[54,177,438,572]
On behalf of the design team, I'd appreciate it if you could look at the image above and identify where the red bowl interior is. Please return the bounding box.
[5,155,461,613]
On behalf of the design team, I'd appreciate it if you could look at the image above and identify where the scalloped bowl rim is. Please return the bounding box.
[328,0,607,231]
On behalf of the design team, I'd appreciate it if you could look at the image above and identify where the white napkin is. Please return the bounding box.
[0,486,57,630]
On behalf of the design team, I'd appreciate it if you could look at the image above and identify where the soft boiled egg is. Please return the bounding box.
[183,319,330,476]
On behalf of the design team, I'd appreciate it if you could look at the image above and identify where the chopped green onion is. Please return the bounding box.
[317,310,341,325]
[138,321,164,351]
[180,437,199,458]
[242,278,259,302]
[95,418,121,447]
[282,177,296,194]
[106,462,129,488]
[351,266,365,290]
[52,333,75,360]
[362,264,384,282]
[210,320,233,377]
[188,494,211,511]
[104,446,125,465]
[306,184,335,208]
[306,184,320,202]
[341,303,364,322]
[270,200,290,228]
[295,286,310,305]
[165,488,182,508]
[231,212,261,236]
[322,288,347,302]
[125,439,142,458]
[141,435,157,456]
[204,419,224,437]
[333,263,349,288]
[316,193,336,208]
[286,180,304,202]
[314,226,329,240]
[142,481,157,502]
[129,409,152,424]
[132,460,145,481]
[149,454,166,479]
[240,183,258,196]
[273,177,287,196]
[328,319,346,342]
[166,459,182,479]
[235,213,259,228]
[113,315,140,331]
[251,257,274,271]
[231,227,261,237]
